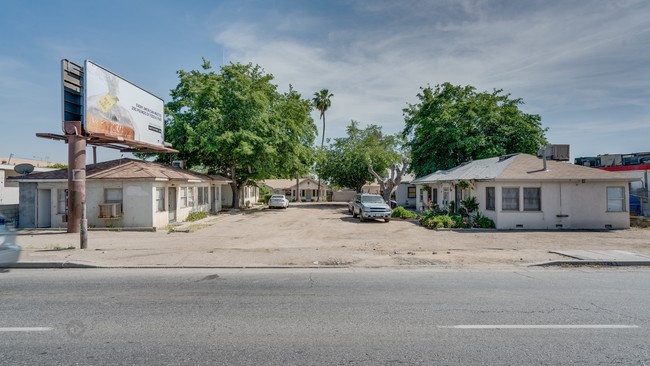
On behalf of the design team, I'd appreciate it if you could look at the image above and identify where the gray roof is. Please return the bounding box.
[412,154,636,184]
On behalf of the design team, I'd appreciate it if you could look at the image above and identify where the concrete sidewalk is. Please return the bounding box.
[7,205,650,269]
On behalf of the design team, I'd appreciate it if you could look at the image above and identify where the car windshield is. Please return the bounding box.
[361,196,385,203]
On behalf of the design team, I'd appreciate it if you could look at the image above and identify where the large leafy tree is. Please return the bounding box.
[312,89,333,201]
[403,82,548,177]
[161,60,316,208]
[318,121,402,194]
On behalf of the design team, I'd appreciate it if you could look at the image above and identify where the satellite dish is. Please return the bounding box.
[14,163,34,175]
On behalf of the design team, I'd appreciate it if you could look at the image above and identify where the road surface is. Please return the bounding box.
[1,268,649,365]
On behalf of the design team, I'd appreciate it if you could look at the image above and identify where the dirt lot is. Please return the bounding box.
[17,202,650,268]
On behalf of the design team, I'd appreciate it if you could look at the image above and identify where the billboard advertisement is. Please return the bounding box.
[84,60,164,147]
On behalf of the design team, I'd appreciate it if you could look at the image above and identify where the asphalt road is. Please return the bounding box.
[1,268,649,365]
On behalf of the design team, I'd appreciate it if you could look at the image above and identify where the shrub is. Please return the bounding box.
[419,213,455,230]
[186,211,208,222]
[259,193,272,204]
[473,212,496,228]
[391,206,418,219]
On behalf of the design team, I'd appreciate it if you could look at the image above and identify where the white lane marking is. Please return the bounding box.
[0,327,53,332]
[438,325,639,329]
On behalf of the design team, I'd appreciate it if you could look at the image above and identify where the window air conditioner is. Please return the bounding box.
[99,203,122,218]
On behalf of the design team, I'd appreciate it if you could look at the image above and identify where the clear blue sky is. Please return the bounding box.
[1,0,649,166]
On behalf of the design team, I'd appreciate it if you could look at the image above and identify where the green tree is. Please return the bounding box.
[403,82,548,177]
[318,121,402,194]
[312,89,333,201]
[162,60,316,208]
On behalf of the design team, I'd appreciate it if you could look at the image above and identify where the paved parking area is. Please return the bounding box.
[14,203,650,268]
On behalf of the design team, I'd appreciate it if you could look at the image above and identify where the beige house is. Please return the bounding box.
[9,158,231,229]
[412,154,636,230]
[261,178,327,202]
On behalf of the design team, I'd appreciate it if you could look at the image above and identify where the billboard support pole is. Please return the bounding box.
[64,121,87,248]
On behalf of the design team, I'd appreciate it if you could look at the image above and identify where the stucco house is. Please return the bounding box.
[261,178,327,202]
[1,158,58,224]
[394,174,416,208]
[411,153,637,230]
[9,158,231,229]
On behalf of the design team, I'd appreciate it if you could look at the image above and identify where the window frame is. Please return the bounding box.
[156,187,165,212]
[523,187,541,211]
[501,187,520,211]
[407,187,416,199]
[485,187,495,211]
[606,186,625,212]
[57,189,68,215]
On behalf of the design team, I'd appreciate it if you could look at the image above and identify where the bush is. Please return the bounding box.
[259,193,272,204]
[473,212,496,228]
[391,206,418,219]
[419,211,495,230]
[419,213,455,229]
[186,211,208,222]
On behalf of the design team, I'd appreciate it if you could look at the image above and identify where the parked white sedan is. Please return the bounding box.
[268,194,290,209]
[0,215,20,268]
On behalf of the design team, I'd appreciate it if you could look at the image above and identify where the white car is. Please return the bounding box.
[268,194,289,209]
[0,215,20,268]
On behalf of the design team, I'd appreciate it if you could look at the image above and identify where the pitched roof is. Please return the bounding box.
[412,154,636,184]
[8,158,231,183]
[261,178,324,189]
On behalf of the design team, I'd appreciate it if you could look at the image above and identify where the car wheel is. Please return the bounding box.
[359,210,365,222]
[384,218,390,223]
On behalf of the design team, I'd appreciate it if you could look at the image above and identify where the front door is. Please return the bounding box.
[37,189,51,228]
[168,187,177,223]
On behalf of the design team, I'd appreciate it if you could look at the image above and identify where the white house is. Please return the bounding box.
[411,154,637,230]
[261,178,327,202]
[9,158,231,229]
[394,174,416,208]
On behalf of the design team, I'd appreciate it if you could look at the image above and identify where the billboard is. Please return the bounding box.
[84,60,164,147]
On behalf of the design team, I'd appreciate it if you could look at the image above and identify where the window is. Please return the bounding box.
[523,188,541,211]
[502,187,519,211]
[180,187,188,207]
[301,189,305,197]
[485,187,495,211]
[442,187,451,205]
[187,187,194,207]
[105,188,123,204]
[156,188,165,212]
[432,189,438,205]
[408,187,416,199]
[57,189,68,214]
[197,187,209,205]
[607,187,625,212]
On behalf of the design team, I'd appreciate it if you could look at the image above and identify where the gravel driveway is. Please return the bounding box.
[16,202,650,268]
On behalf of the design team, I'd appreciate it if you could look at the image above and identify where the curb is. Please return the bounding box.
[8,262,100,269]
[529,260,650,267]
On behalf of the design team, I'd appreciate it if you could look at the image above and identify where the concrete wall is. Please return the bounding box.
[332,189,356,202]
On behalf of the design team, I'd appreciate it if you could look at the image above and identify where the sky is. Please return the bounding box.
[1,0,649,167]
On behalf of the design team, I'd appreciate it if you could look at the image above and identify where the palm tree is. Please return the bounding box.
[312,89,333,202]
